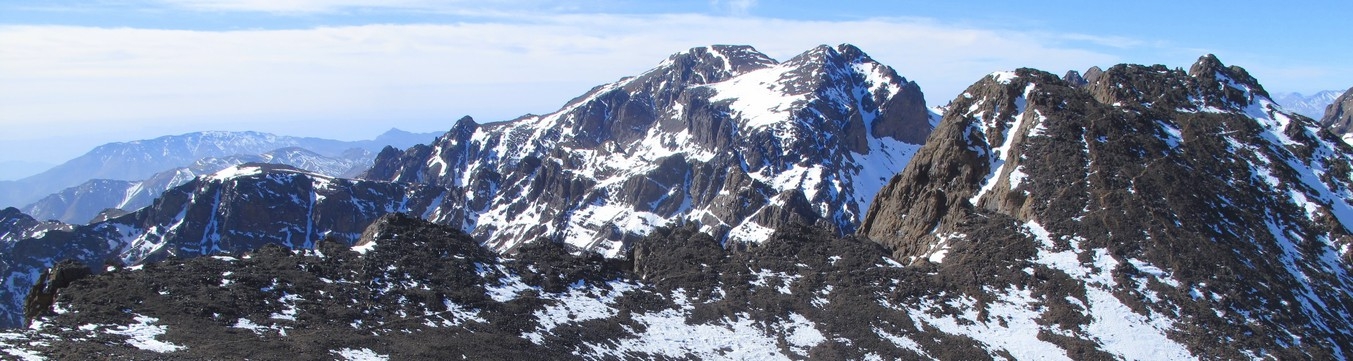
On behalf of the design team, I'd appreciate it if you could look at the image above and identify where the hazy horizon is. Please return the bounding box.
[3,0,1350,165]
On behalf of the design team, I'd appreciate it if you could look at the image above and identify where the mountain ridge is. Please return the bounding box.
[1273,89,1344,120]
[20,147,375,224]
[861,54,1353,358]
[0,163,453,327]
[362,43,934,255]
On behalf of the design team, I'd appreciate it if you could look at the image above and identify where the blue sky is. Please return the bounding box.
[1,0,1350,165]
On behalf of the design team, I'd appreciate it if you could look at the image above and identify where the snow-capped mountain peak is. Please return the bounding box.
[362,43,933,256]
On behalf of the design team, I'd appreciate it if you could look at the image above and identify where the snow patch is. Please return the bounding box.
[332,348,388,361]
[107,315,185,353]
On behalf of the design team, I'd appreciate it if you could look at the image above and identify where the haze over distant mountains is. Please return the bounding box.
[0,161,55,182]
[0,128,442,211]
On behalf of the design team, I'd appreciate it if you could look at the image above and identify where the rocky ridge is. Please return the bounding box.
[21,147,374,224]
[0,214,1053,360]
[860,54,1353,358]
[363,44,935,255]
[0,164,452,327]
[0,129,440,209]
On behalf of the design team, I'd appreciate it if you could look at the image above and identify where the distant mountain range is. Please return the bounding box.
[1272,90,1344,119]
[0,128,441,210]
[20,147,376,224]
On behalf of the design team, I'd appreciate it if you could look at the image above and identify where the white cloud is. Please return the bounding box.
[157,0,457,13]
[710,0,756,16]
[0,14,1133,162]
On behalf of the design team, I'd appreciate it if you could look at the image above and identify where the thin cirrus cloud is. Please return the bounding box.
[0,11,1133,162]
[154,0,460,13]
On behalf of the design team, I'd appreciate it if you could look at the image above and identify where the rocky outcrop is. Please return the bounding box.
[1082,65,1104,83]
[1063,70,1088,87]
[363,44,934,255]
[22,261,92,325]
[1321,86,1353,135]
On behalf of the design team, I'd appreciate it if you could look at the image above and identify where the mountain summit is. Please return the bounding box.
[363,44,934,255]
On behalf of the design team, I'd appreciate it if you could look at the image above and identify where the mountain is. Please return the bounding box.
[0,43,936,330]
[0,129,440,209]
[2,48,1351,359]
[0,208,70,244]
[365,128,442,151]
[363,44,934,256]
[859,55,1353,358]
[1274,89,1344,120]
[21,147,374,224]
[0,164,452,327]
[1320,87,1353,138]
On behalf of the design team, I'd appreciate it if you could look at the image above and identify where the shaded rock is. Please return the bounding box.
[22,260,92,324]
[1320,86,1353,134]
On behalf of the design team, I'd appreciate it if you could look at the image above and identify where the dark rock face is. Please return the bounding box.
[1063,70,1088,87]
[22,260,91,325]
[861,56,1353,358]
[363,44,933,256]
[1321,86,1353,135]
[0,164,451,328]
